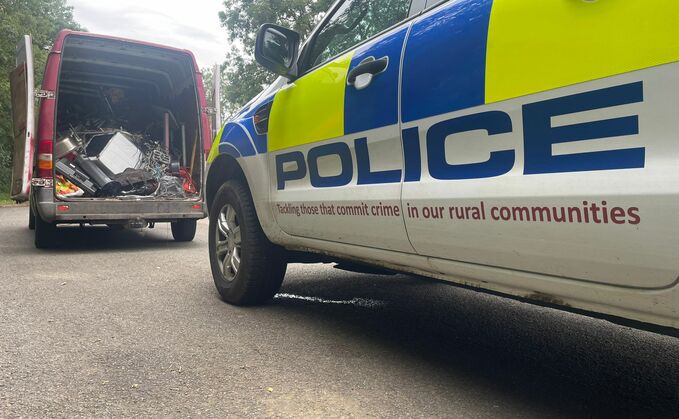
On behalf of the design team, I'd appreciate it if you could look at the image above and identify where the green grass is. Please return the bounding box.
[0,191,15,205]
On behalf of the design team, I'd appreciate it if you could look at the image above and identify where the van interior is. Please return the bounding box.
[53,35,202,200]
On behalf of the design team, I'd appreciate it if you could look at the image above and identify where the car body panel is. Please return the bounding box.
[486,0,679,103]
[207,0,679,329]
[268,25,413,251]
[403,66,679,290]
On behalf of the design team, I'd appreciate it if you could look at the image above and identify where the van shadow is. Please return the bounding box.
[27,225,199,254]
[270,271,679,418]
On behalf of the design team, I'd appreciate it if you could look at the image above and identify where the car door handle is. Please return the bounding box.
[347,56,389,90]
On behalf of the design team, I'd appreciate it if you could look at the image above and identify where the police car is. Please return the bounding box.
[205,0,679,331]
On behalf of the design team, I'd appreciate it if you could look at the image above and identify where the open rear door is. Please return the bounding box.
[9,35,35,202]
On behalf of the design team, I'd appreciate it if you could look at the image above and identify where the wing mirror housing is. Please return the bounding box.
[255,24,300,79]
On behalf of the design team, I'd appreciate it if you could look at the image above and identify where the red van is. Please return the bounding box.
[9,31,211,248]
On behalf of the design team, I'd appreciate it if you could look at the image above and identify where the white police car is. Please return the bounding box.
[205,0,679,331]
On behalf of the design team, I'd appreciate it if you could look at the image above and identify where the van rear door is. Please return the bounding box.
[9,35,35,202]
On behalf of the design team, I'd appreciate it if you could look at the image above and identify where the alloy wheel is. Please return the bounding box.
[215,204,242,281]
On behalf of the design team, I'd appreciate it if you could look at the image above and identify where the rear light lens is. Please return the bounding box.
[37,139,53,178]
[192,204,202,210]
[57,204,69,212]
[38,153,52,169]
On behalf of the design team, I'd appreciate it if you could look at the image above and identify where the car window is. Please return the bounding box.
[306,0,412,70]
[425,0,447,9]
[409,0,427,16]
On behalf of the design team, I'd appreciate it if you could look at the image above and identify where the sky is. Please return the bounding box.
[67,0,230,69]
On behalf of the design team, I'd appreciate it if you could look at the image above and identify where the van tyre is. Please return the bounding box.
[34,213,57,249]
[28,206,35,230]
[171,219,197,242]
[209,181,287,305]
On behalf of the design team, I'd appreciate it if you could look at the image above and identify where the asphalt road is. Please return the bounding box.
[1,205,678,418]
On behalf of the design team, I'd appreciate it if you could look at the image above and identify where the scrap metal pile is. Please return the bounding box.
[54,126,198,199]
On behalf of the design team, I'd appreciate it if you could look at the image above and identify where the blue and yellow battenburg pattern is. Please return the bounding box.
[210,0,679,161]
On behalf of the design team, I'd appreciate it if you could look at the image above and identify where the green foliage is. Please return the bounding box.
[308,0,410,66]
[201,65,233,124]
[0,191,13,205]
[216,0,334,114]
[0,0,83,194]
[0,142,11,195]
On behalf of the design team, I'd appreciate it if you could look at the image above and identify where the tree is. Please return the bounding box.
[215,0,334,115]
[0,0,83,195]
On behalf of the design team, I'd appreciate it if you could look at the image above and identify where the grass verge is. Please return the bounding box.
[0,191,16,206]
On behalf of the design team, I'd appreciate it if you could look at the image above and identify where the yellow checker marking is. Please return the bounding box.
[207,125,224,163]
[268,52,354,152]
[486,0,679,104]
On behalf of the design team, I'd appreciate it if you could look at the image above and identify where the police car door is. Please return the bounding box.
[401,0,679,289]
[9,35,36,202]
[268,0,415,252]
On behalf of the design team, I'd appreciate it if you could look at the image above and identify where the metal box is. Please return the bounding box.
[86,131,143,176]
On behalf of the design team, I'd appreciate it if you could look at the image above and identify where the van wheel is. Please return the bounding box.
[171,219,197,242]
[28,206,35,230]
[34,214,57,249]
[209,181,287,305]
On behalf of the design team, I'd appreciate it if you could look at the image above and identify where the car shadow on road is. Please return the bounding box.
[270,270,679,418]
[9,224,199,254]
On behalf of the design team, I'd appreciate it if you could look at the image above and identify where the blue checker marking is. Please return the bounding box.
[239,117,267,154]
[401,0,493,123]
[344,27,408,135]
[219,123,256,157]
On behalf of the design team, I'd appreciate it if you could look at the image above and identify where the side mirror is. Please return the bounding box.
[255,24,300,78]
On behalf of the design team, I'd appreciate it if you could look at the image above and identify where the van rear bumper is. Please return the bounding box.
[33,187,206,224]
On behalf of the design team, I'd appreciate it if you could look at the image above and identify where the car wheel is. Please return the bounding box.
[209,181,287,305]
[34,213,57,249]
[171,219,197,242]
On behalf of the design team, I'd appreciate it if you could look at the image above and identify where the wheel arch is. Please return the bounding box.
[207,152,289,245]
[206,154,249,214]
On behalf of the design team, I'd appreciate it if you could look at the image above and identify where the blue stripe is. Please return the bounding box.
[401,0,493,123]
[218,143,241,158]
[219,123,257,157]
[240,117,267,153]
[402,127,422,182]
[344,26,408,135]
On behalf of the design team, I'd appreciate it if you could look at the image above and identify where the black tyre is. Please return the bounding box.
[209,181,287,305]
[34,213,57,249]
[28,206,35,230]
[171,219,197,242]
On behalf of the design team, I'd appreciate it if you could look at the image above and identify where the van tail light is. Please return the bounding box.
[37,139,53,179]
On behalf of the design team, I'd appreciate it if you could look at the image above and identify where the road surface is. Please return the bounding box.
[0,205,678,417]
